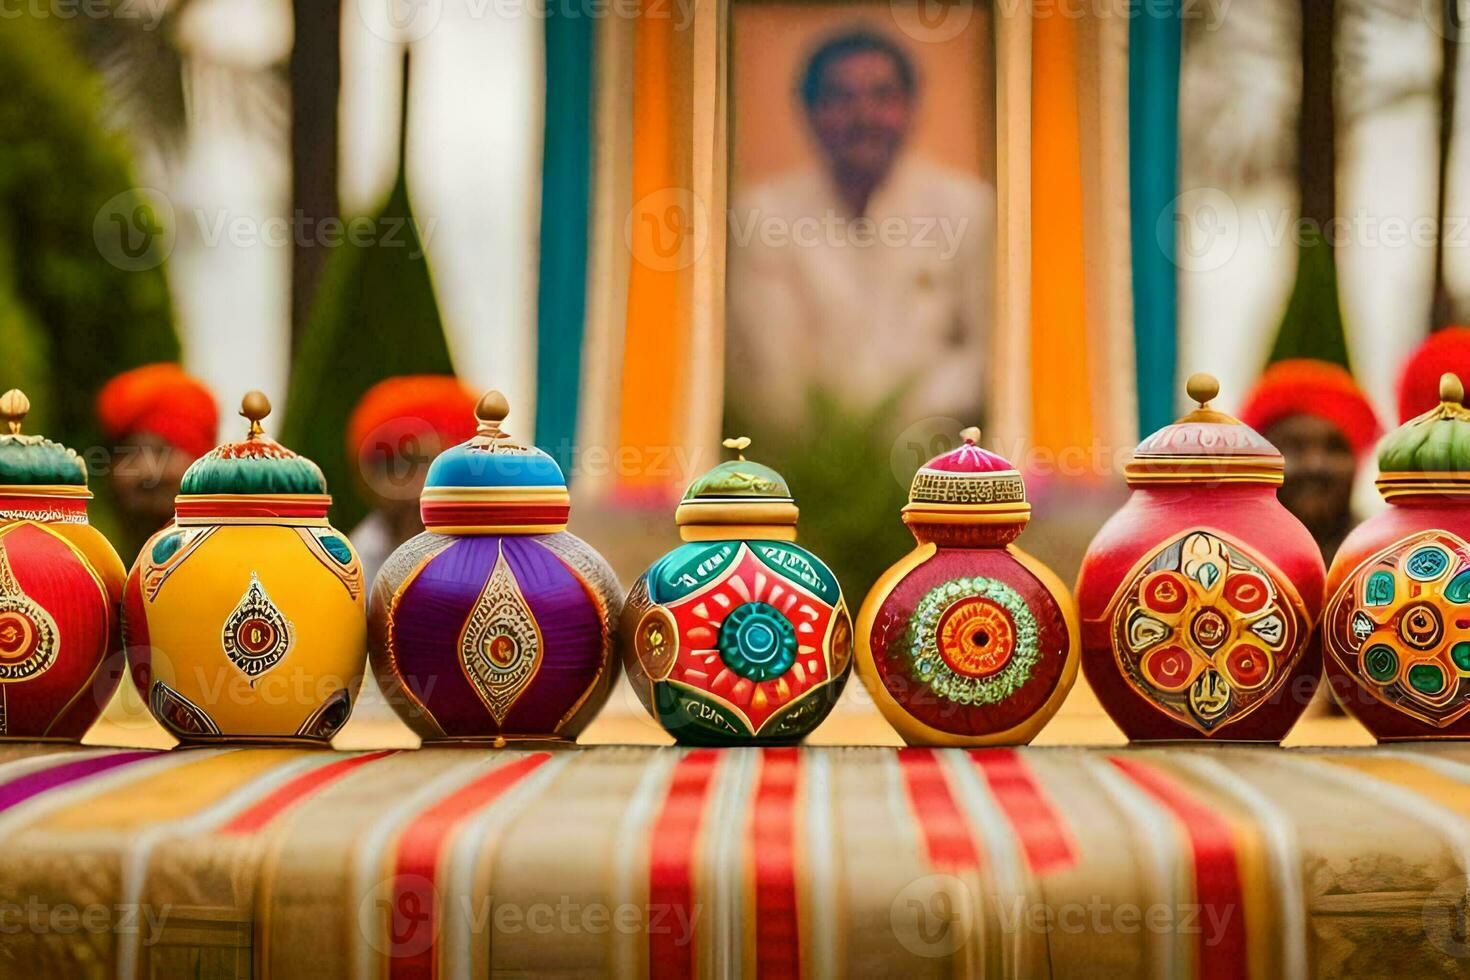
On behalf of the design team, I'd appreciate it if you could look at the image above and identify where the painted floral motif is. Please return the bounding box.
[659,544,844,735]
[1110,530,1304,734]
[1324,530,1470,727]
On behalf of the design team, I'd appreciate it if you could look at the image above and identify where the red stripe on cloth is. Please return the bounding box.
[388,754,551,980]
[969,749,1077,876]
[897,748,981,872]
[649,748,722,980]
[220,750,396,836]
[1109,757,1248,980]
[751,747,801,980]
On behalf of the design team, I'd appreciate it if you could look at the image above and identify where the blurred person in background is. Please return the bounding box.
[727,28,994,430]
[1397,327,1470,423]
[1237,359,1381,567]
[346,375,479,583]
[97,364,218,559]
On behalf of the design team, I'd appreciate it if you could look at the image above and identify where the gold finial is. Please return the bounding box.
[0,390,28,436]
[722,436,752,461]
[475,389,510,440]
[1441,372,1465,406]
[1186,372,1220,409]
[959,426,981,446]
[240,390,271,438]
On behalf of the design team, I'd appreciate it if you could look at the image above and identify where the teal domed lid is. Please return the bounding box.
[1377,372,1470,501]
[178,391,327,496]
[419,391,569,533]
[0,389,88,488]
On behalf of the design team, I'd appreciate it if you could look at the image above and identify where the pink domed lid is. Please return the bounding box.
[903,427,1029,527]
[1126,374,1284,487]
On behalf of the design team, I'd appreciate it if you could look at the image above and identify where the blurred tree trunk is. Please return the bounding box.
[289,0,342,349]
[1270,0,1351,367]
[1432,1,1462,329]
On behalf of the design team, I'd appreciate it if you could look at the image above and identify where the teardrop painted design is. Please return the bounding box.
[0,543,59,682]
[221,572,295,678]
[459,545,542,724]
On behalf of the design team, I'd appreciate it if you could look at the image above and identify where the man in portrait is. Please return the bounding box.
[727,28,995,430]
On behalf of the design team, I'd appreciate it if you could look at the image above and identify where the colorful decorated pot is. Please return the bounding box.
[620,437,851,745]
[1076,374,1325,742]
[0,390,125,740]
[124,392,366,744]
[1323,373,1470,739]
[368,391,621,744]
[854,428,1078,745]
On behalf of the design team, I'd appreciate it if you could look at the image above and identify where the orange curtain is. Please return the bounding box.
[618,6,695,497]
[1029,12,1096,464]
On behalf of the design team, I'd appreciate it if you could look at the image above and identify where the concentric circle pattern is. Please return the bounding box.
[718,601,798,682]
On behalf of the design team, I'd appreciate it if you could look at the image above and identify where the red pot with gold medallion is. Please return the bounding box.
[0,390,126,740]
[1322,373,1470,739]
[1076,374,1325,741]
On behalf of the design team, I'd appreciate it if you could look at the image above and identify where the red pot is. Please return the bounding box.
[0,390,125,740]
[1077,374,1325,742]
[1322,373,1470,739]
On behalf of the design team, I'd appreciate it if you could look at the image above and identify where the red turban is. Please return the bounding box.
[1237,359,1382,457]
[347,375,480,465]
[1397,327,1470,423]
[96,363,219,460]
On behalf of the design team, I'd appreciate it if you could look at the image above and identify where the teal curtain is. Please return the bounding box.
[1129,3,1183,433]
[532,10,595,477]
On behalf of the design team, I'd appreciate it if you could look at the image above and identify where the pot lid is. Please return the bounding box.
[419,390,570,533]
[175,392,330,523]
[1125,374,1284,487]
[1376,372,1470,501]
[674,437,798,542]
[902,427,1029,527]
[0,390,89,494]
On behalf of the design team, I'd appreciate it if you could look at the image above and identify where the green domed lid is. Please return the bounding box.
[681,438,791,502]
[0,390,87,487]
[179,391,327,496]
[675,437,798,541]
[1377,373,1470,500]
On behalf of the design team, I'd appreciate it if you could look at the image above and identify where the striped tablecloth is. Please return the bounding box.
[0,740,1467,979]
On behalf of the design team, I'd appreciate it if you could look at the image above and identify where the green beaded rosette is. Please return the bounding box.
[901,576,1039,705]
